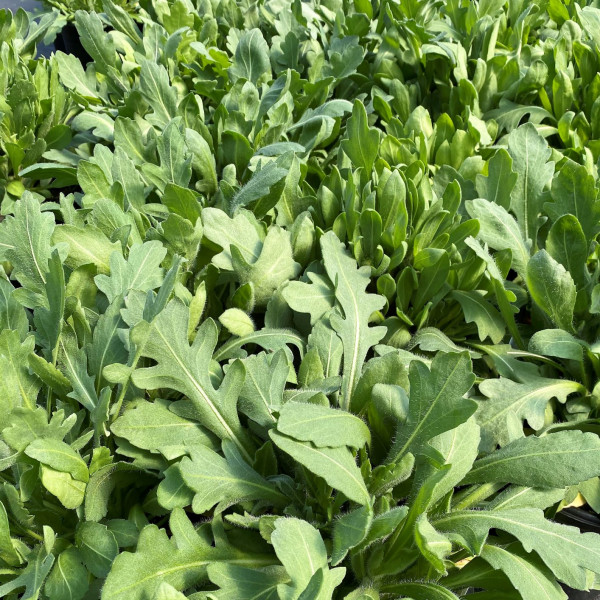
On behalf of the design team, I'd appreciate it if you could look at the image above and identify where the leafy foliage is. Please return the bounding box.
[2,0,600,599]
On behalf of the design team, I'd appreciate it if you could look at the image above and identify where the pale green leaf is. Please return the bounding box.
[131,301,253,460]
[463,430,600,487]
[178,441,287,513]
[321,232,385,409]
[52,225,121,275]
[526,250,576,332]
[388,352,476,462]
[277,401,371,449]
[270,431,370,505]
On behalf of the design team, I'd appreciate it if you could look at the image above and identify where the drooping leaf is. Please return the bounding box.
[435,508,600,589]
[479,544,566,600]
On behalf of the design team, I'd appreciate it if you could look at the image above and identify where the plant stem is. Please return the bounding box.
[452,482,504,511]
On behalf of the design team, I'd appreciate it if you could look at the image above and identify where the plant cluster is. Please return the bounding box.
[2,0,600,598]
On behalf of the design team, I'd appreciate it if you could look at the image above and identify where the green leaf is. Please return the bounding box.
[325,36,366,79]
[488,486,566,511]
[103,510,272,600]
[2,406,73,452]
[270,431,370,505]
[71,111,115,141]
[0,194,55,305]
[0,546,54,600]
[25,438,88,482]
[74,10,115,73]
[238,350,287,427]
[40,465,87,509]
[415,514,452,574]
[0,500,20,566]
[229,29,272,84]
[271,517,343,600]
[331,505,373,565]
[479,544,567,600]
[0,331,41,414]
[45,547,89,600]
[231,226,301,307]
[158,120,192,187]
[451,290,505,344]
[214,327,305,362]
[178,441,287,513]
[112,147,145,209]
[85,462,141,522]
[186,129,218,193]
[76,521,118,578]
[33,250,65,361]
[476,375,585,448]
[55,51,100,99]
[58,331,99,413]
[0,276,29,339]
[466,198,530,276]
[111,399,216,456]
[52,225,121,275]
[526,250,577,332]
[462,430,600,487]
[78,160,112,202]
[229,160,288,216]
[151,583,188,600]
[207,564,288,600]
[476,148,517,210]
[578,5,600,50]
[545,159,600,243]
[321,232,385,409]
[545,215,588,288]
[435,508,600,589]
[202,207,263,271]
[341,100,380,178]
[95,242,166,303]
[507,124,554,242]
[277,401,371,449]
[381,582,459,600]
[425,418,481,506]
[131,301,253,460]
[388,352,476,462]
[86,297,128,389]
[139,60,177,128]
[282,273,336,326]
[529,329,586,361]
[308,317,344,380]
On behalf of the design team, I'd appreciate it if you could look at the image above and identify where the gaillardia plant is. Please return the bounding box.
[2,1,600,599]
